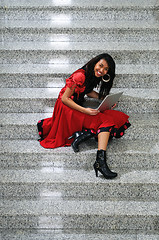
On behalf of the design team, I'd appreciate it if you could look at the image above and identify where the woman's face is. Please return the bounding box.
[94,59,109,78]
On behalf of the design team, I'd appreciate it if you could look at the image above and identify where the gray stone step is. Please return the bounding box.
[1,0,158,8]
[1,41,158,51]
[0,63,158,90]
[1,2,158,22]
[0,168,158,201]
[1,113,158,140]
[0,87,158,113]
[1,73,158,89]
[1,139,158,171]
[1,7,158,22]
[1,63,158,75]
[1,19,158,42]
[1,198,159,231]
[0,231,159,240]
[1,42,158,65]
[2,28,158,42]
[1,19,158,29]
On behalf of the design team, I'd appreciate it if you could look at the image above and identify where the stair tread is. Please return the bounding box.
[1,198,159,216]
[1,168,159,184]
[0,87,158,99]
[0,232,158,240]
[1,63,158,75]
[1,139,158,154]
[1,19,158,29]
[1,0,158,8]
[1,41,159,51]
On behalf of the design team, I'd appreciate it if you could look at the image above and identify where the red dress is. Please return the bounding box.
[38,69,131,149]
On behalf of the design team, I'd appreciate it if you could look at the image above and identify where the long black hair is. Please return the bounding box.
[82,53,116,98]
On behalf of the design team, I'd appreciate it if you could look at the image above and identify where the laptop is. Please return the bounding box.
[96,92,123,112]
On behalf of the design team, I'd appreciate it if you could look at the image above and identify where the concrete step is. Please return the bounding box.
[1,0,158,8]
[1,113,158,140]
[1,19,158,30]
[1,63,158,75]
[1,72,158,89]
[0,87,158,113]
[1,168,158,201]
[2,29,158,43]
[1,198,159,231]
[1,139,158,171]
[0,231,159,240]
[1,3,158,22]
[0,63,158,89]
[1,42,158,65]
[1,20,158,42]
[1,7,158,22]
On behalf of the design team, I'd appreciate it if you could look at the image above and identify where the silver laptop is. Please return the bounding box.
[96,92,123,112]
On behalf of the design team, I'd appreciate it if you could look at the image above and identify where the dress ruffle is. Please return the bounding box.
[58,69,86,99]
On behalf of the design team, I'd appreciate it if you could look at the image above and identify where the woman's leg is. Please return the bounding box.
[94,131,117,179]
[98,132,110,150]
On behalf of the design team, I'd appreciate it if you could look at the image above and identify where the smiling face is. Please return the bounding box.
[94,59,109,78]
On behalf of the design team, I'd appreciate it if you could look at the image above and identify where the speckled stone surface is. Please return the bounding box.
[0,139,158,172]
[1,8,158,22]
[1,0,159,236]
[0,87,158,113]
[1,168,159,201]
[1,232,159,240]
[1,19,159,29]
[0,73,158,88]
[1,112,159,140]
[2,29,159,42]
[0,42,159,66]
[1,0,158,8]
[1,63,158,75]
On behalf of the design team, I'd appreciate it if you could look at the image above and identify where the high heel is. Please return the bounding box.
[93,150,117,179]
[94,166,98,177]
[68,131,82,140]
[68,129,95,153]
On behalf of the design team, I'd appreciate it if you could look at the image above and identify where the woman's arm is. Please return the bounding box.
[61,87,99,115]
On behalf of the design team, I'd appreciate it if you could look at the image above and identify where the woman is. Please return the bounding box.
[37,53,131,179]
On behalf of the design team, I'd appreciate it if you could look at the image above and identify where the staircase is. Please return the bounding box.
[0,0,159,239]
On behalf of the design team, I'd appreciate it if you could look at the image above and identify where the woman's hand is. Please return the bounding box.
[84,108,100,115]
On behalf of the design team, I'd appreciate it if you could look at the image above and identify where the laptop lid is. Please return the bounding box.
[96,92,123,112]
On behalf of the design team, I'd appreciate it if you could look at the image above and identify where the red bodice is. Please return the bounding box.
[58,69,86,99]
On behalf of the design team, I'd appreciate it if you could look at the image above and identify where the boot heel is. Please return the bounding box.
[68,131,80,140]
[93,164,98,177]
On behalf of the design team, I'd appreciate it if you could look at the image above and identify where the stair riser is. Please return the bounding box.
[1,98,158,113]
[1,50,158,65]
[1,152,158,171]
[0,74,158,88]
[1,183,158,201]
[0,215,158,231]
[0,232,159,240]
[1,8,157,21]
[1,29,158,42]
[1,124,158,140]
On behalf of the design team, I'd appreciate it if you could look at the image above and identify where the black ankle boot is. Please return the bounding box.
[68,129,95,152]
[93,150,117,179]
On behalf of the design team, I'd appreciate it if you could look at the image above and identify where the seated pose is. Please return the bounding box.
[37,53,131,179]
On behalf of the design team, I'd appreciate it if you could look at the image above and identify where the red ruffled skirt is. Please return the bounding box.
[37,98,131,149]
